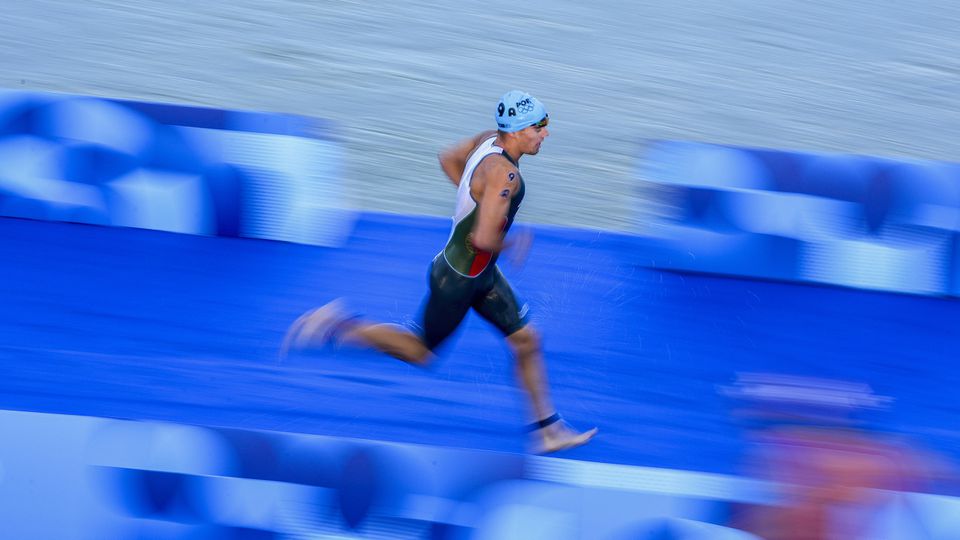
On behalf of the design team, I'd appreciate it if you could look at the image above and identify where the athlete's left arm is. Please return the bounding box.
[438,130,497,187]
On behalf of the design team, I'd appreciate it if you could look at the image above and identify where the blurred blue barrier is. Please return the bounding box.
[638,141,960,297]
[1,409,957,539]
[0,90,353,246]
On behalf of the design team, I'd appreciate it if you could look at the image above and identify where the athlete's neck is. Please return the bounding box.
[494,137,523,166]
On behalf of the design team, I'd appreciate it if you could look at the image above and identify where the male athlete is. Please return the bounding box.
[282,90,596,454]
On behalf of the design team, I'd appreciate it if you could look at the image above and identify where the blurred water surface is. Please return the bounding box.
[4,0,960,230]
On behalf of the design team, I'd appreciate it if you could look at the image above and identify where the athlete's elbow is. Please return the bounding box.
[471,233,501,253]
[438,154,461,185]
[438,149,458,170]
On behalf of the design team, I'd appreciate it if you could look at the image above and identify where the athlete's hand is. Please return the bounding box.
[504,227,534,270]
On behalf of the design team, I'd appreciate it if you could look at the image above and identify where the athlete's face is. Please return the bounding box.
[518,117,550,155]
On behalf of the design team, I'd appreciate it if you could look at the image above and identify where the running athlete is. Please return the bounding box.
[282,90,597,454]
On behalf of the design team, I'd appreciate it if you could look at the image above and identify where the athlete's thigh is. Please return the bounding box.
[472,265,529,336]
[416,257,474,350]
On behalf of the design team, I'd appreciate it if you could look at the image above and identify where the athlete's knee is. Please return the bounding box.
[395,331,435,367]
[401,346,434,368]
[350,323,435,367]
[507,325,541,357]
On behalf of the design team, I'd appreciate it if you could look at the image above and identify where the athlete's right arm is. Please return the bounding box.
[470,158,519,253]
[438,130,497,187]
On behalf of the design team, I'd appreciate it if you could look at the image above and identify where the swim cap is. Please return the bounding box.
[495,90,548,133]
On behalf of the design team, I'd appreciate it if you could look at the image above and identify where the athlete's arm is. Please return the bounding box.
[471,158,519,253]
[438,130,497,187]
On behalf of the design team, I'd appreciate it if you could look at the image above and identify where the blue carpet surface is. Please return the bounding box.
[2,213,958,475]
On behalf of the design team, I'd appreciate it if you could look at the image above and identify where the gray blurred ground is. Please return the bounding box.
[4,0,959,231]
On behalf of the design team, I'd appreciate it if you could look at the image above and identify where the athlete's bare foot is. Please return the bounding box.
[279,299,352,360]
[529,414,598,454]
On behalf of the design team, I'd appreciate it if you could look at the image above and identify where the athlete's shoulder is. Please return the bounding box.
[475,153,521,195]
[476,148,519,175]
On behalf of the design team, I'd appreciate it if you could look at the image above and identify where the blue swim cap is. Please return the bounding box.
[495,90,548,133]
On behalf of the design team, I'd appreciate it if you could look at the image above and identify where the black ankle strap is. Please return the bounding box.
[526,413,561,432]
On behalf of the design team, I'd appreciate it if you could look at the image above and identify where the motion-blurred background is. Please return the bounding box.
[2,1,960,538]
[9,0,960,230]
